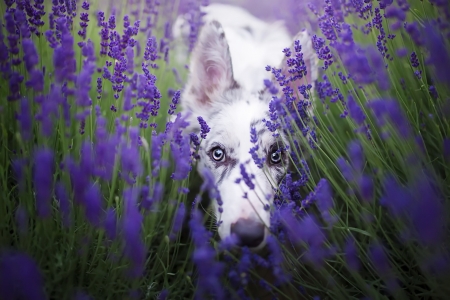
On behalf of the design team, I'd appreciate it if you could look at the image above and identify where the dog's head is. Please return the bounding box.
[181,20,316,250]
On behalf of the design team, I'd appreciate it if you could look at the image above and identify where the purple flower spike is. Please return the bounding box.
[367,99,411,139]
[379,175,410,217]
[348,140,364,172]
[315,178,333,213]
[55,182,71,227]
[104,208,117,240]
[344,236,360,271]
[249,127,265,168]
[22,39,39,72]
[0,250,47,300]
[423,23,450,84]
[189,210,225,300]
[170,203,186,241]
[239,163,255,190]
[83,183,103,227]
[33,148,55,218]
[358,175,374,202]
[122,187,146,279]
[197,116,210,139]
[443,138,450,161]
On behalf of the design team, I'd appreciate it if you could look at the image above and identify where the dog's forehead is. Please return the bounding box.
[205,94,271,148]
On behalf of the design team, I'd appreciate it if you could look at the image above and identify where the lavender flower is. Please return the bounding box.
[367,98,412,139]
[0,251,46,300]
[83,183,103,227]
[55,182,71,227]
[121,129,143,184]
[423,23,450,84]
[249,127,265,168]
[314,178,333,213]
[33,148,54,218]
[168,90,181,115]
[22,39,39,72]
[444,138,450,161]
[358,175,374,202]
[239,163,255,190]
[344,236,360,271]
[122,187,146,278]
[410,52,419,68]
[347,95,366,126]
[170,203,186,241]
[197,116,210,139]
[199,167,223,213]
[15,204,28,235]
[379,175,410,217]
[189,210,225,300]
[53,17,76,84]
[104,208,117,240]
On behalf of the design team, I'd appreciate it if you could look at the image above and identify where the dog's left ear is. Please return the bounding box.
[183,20,236,110]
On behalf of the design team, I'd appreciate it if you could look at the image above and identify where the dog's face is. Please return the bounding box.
[181,20,313,250]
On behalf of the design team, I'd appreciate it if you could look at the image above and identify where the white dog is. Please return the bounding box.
[174,4,318,250]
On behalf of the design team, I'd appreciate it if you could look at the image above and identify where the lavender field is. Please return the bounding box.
[0,0,449,299]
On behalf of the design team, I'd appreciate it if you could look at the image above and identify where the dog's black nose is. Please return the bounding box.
[230,218,265,248]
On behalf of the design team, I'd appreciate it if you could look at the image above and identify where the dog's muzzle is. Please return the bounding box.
[230,218,265,248]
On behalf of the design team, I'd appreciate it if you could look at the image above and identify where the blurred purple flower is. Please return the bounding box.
[411,178,444,246]
[379,175,410,217]
[170,203,186,241]
[405,22,422,46]
[15,204,28,235]
[358,175,374,202]
[444,138,450,160]
[12,158,27,192]
[170,135,192,181]
[369,241,390,273]
[336,157,353,182]
[422,23,450,84]
[367,98,411,139]
[0,250,46,300]
[199,167,223,210]
[53,17,76,83]
[157,290,168,300]
[55,182,71,227]
[73,290,93,300]
[189,210,225,300]
[315,178,333,213]
[266,236,289,284]
[33,148,54,218]
[83,183,103,227]
[121,131,143,185]
[122,187,146,278]
[348,140,364,172]
[344,236,360,271]
[239,163,255,190]
[104,208,117,240]
[22,39,39,72]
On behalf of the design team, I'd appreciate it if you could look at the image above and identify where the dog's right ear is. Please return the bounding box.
[183,20,236,110]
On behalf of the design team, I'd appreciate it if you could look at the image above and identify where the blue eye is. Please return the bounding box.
[270,150,282,164]
[211,147,225,161]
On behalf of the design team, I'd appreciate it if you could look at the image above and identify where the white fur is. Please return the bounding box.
[174,4,318,249]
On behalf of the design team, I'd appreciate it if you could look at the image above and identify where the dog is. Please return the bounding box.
[174,4,318,251]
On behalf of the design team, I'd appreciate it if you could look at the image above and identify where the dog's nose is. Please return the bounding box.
[230,218,265,248]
